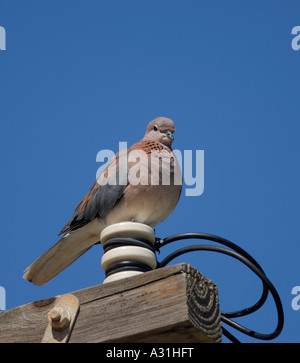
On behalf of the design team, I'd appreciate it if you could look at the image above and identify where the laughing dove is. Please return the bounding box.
[23,117,182,286]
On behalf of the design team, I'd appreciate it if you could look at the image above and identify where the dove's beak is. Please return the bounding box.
[165,130,174,141]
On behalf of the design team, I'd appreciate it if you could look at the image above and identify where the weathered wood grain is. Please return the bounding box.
[0,297,55,343]
[0,264,222,343]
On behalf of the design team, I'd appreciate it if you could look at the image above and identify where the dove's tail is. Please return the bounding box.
[23,227,100,286]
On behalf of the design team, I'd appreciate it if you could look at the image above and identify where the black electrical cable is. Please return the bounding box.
[222,326,241,343]
[155,232,284,342]
[157,233,269,318]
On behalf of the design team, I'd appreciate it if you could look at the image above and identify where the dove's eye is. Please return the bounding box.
[153,125,158,131]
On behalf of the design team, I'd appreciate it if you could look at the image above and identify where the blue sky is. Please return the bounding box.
[0,0,300,343]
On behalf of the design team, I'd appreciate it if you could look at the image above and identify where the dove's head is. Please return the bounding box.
[144,117,176,147]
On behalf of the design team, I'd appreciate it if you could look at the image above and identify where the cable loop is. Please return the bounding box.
[155,232,284,342]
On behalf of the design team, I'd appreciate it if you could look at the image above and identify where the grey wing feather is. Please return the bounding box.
[59,149,129,236]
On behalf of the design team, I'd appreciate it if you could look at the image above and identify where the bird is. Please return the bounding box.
[23,117,182,286]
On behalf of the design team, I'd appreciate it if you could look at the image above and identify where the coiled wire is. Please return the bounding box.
[154,232,284,343]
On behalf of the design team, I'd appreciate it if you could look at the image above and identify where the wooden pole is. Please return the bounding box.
[0,263,222,343]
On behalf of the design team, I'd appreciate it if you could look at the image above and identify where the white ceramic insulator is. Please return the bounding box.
[101,245,157,271]
[100,222,156,284]
[100,222,155,245]
[103,271,144,284]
